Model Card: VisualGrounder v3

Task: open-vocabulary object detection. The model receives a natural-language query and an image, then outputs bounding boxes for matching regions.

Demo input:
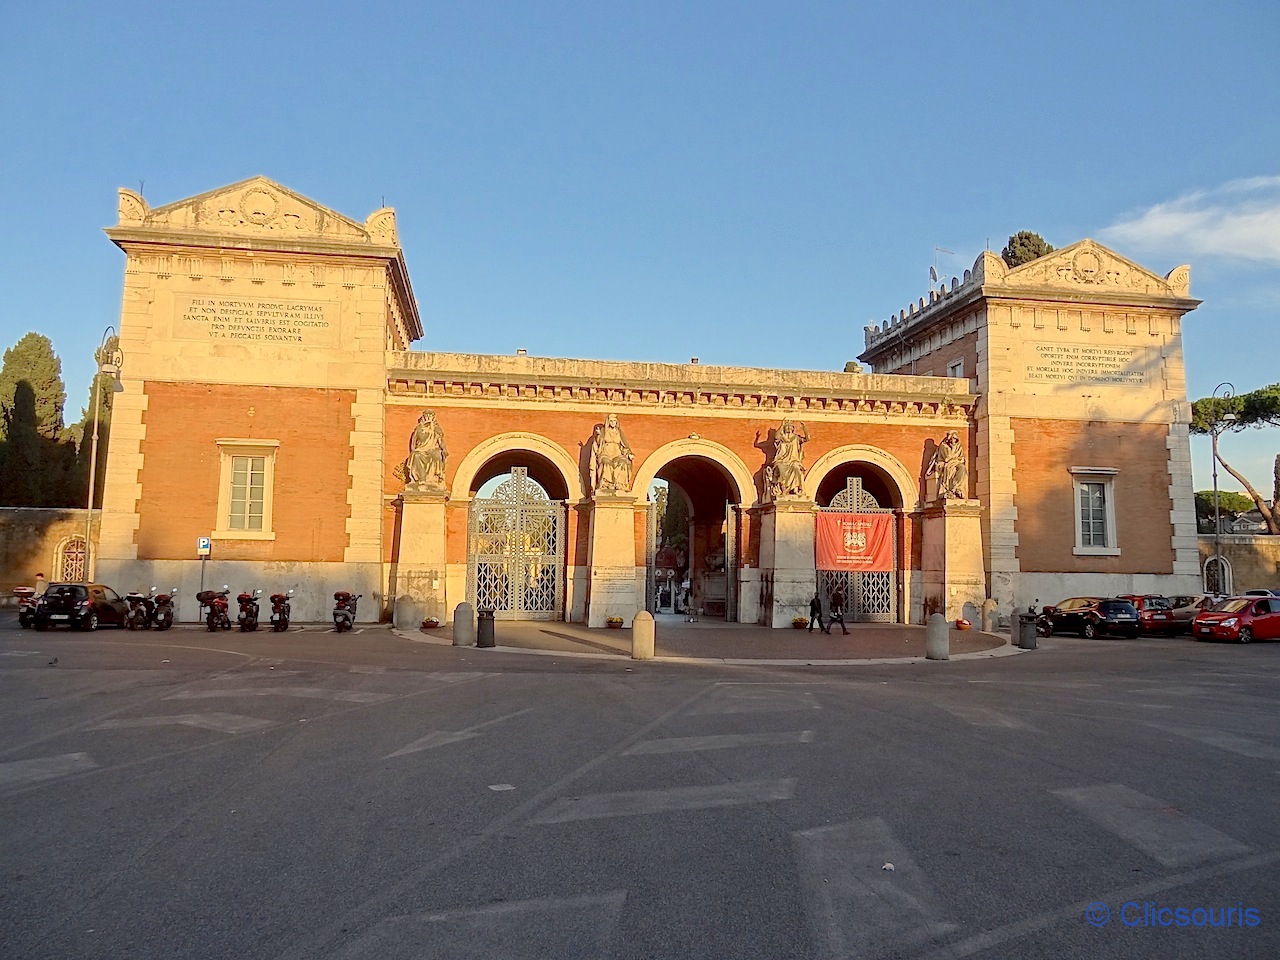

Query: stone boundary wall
[1199,534,1280,593]
[0,508,101,602]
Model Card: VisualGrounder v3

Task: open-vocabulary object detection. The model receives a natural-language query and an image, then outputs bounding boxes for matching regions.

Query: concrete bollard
[926,612,950,661]
[632,610,655,660]
[452,602,475,647]
[981,598,998,634]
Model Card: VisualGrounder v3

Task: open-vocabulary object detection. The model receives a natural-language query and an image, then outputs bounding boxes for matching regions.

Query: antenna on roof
[931,247,954,286]
[138,179,145,197]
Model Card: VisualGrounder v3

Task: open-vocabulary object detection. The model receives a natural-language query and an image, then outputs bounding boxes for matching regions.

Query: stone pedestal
[393,488,449,630]
[759,497,816,628]
[920,498,985,622]
[586,494,641,628]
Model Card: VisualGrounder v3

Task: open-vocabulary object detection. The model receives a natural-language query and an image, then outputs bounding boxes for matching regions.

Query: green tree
[0,332,67,442]
[1001,231,1055,268]
[68,335,121,509]
[1190,383,1280,534]
[1194,490,1256,531]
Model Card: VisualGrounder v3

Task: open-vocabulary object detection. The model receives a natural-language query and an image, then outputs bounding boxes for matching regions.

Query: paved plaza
[2,613,1278,959]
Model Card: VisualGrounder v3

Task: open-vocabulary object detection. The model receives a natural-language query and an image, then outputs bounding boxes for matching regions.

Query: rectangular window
[1070,467,1120,557]
[947,359,964,378]
[214,439,279,541]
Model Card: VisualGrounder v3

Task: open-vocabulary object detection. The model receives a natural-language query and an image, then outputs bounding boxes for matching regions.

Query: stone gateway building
[95,178,1202,627]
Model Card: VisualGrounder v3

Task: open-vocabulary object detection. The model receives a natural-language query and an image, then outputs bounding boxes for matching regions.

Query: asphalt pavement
[2,613,1278,960]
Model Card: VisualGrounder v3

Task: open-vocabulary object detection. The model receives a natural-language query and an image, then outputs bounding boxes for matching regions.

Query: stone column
[759,497,816,628]
[920,498,985,622]
[393,488,449,629]
[586,494,641,627]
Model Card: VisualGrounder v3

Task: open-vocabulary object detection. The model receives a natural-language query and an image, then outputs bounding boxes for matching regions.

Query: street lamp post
[86,328,123,582]
[1210,381,1237,595]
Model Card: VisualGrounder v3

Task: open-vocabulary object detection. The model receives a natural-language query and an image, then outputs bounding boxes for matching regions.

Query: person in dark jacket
[808,593,827,633]
[829,585,850,635]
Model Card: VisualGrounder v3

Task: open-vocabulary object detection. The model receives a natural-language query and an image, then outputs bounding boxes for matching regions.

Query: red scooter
[269,589,293,632]
[15,587,36,629]
[333,591,361,632]
[237,589,262,632]
[197,586,232,631]
[151,587,177,631]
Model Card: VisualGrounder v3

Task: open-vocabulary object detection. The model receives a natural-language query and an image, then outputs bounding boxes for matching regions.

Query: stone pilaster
[586,494,641,627]
[920,498,985,621]
[392,488,449,629]
[759,497,816,628]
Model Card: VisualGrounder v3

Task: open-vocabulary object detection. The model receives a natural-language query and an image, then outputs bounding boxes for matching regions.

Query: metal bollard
[631,611,655,660]
[926,612,950,660]
[476,608,495,648]
[453,602,475,646]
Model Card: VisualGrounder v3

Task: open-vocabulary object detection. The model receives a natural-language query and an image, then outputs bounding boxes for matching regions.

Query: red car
[1191,596,1280,643]
[1117,595,1179,636]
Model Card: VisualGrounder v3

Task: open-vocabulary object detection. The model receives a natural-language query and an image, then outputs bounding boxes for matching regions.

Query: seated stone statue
[405,409,447,489]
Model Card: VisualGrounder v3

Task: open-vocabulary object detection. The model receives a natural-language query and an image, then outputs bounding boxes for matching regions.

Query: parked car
[1241,589,1280,597]
[31,583,128,631]
[1191,595,1280,643]
[1039,597,1141,638]
[1166,594,1218,633]
[1117,594,1178,636]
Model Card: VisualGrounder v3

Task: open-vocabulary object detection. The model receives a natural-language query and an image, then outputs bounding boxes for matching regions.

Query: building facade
[94,178,1201,626]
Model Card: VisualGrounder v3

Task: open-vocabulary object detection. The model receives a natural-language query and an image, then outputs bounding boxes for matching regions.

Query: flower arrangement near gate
[606,616,624,628]
[421,616,441,629]
[791,616,809,629]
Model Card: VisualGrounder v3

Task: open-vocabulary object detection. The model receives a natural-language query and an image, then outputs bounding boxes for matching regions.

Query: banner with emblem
[815,513,894,572]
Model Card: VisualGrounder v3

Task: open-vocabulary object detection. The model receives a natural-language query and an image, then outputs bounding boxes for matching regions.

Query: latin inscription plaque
[173,293,339,346]
[1024,343,1146,386]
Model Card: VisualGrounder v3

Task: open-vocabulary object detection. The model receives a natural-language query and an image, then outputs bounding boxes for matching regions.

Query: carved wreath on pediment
[240,188,279,226]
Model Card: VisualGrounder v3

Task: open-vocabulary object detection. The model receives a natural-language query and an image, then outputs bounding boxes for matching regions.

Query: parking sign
[197,537,211,556]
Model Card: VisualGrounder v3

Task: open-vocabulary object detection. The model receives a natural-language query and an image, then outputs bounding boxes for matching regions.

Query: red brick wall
[886,331,978,380]
[138,383,354,561]
[1011,418,1173,574]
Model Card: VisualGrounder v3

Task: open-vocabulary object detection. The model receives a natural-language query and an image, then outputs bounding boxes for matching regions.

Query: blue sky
[2,1,1277,495]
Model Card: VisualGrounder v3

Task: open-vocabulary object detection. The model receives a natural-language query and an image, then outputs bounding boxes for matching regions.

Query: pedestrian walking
[829,585,849,635]
[808,592,826,633]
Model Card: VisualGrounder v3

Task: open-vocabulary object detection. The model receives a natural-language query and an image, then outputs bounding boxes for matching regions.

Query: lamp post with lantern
[85,328,123,583]
[1209,381,1237,595]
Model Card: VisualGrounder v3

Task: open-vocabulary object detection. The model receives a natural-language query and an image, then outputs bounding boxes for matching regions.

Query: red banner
[816,513,894,572]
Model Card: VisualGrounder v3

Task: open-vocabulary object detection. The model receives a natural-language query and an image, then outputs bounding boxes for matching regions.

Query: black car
[32,583,128,631]
[1040,597,1140,638]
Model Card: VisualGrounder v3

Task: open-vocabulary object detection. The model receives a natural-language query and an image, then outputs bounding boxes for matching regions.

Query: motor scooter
[125,587,157,630]
[269,589,294,632]
[237,589,262,632]
[197,586,232,631]
[333,591,361,632]
[15,586,36,629]
[151,587,178,631]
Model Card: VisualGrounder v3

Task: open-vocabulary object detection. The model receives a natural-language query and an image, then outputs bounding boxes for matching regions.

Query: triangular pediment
[115,176,398,246]
[978,239,1190,297]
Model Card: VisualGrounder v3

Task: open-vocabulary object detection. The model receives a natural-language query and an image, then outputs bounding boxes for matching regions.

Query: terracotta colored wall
[138,383,354,561]
[887,331,978,380]
[1011,418,1173,574]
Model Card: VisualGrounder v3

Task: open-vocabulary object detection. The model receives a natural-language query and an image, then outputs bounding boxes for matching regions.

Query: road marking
[1051,783,1250,867]
[1150,725,1280,761]
[488,783,515,791]
[0,650,42,657]
[623,730,816,755]
[0,752,98,788]
[329,891,626,960]
[165,687,393,704]
[95,713,275,734]
[793,818,957,960]
[386,708,533,758]
[934,703,1039,731]
[348,665,385,674]
[425,671,493,683]
[530,778,796,824]
[690,685,820,714]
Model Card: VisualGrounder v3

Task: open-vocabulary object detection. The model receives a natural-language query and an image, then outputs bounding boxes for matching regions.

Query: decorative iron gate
[817,477,898,622]
[467,468,566,620]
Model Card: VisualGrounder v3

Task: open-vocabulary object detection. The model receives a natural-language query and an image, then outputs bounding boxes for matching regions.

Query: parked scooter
[269,589,294,632]
[151,587,178,631]
[333,591,361,632]
[1027,600,1053,637]
[197,586,232,632]
[15,587,37,629]
[237,589,262,632]
[125,587,157,630]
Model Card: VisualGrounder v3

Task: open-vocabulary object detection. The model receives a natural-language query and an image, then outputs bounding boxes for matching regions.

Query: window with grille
[229,456,266,530]
[214,440,278,540]
[1070,468,1120,557]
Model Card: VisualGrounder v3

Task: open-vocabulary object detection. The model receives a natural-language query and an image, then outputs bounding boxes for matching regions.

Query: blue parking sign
[197,537,211,556]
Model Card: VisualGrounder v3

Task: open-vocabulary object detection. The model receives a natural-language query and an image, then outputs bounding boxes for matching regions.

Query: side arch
[804,445,919,509]
[632,438,758,506]
[449,432,584,502]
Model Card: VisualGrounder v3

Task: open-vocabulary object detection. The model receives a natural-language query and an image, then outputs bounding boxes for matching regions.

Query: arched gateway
[94,178,1204,632]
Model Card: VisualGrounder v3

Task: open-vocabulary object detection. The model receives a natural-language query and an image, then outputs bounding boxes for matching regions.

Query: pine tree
[0,332,67,442]
[1001,231,1055,268]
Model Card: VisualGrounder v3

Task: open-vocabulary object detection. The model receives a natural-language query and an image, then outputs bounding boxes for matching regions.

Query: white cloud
[1100,176,1280,265]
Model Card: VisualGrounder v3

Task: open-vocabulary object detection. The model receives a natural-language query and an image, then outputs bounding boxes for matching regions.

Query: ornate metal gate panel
[817,478,898,623]
[724,503,738,623]
[467,468,566,620]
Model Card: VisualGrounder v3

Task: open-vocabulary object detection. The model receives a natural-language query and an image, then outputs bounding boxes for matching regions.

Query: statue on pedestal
[765,419,809,499]
[589,413,634,494]
[927,430,967,500]
[405,409,447,490]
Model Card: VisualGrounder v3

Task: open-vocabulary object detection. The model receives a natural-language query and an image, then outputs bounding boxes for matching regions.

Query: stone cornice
[386,351,976,419]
